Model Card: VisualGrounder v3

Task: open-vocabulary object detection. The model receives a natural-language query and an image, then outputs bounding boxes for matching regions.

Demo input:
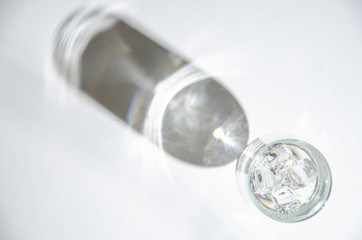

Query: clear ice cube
[272,187,297,206]
[275,168,292,188]
[264,144,295,172]
[288,158,317,187]
[272,187,301,214]
[252,164,276,194]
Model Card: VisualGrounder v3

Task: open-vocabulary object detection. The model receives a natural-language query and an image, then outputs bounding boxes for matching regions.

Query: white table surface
[1,0,362,239]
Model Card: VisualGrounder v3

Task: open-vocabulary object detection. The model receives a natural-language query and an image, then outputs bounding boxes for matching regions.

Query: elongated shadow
[52,6,249,166]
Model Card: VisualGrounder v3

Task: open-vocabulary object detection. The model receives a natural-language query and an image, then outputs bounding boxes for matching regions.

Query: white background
[1,0,362,239]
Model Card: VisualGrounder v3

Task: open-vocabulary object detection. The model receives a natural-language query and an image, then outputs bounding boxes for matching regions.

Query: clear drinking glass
[236,134,332,222]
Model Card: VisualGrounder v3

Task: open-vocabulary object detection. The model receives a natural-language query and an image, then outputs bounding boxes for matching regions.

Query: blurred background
[1,0,362,239]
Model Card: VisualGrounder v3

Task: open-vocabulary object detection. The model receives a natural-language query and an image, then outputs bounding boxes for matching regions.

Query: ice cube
[272,187,301,214]
[252,165,276,194]
[288,158,317,187]
[263,144,295,172]
[254,192,276,210]
[303,158,318,178]
[275,169,292,188]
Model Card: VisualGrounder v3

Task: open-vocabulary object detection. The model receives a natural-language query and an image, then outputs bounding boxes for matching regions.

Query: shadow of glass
[52,6,249,167]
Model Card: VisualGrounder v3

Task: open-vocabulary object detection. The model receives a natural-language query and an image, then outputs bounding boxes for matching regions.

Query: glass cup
[236,134,332,222]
